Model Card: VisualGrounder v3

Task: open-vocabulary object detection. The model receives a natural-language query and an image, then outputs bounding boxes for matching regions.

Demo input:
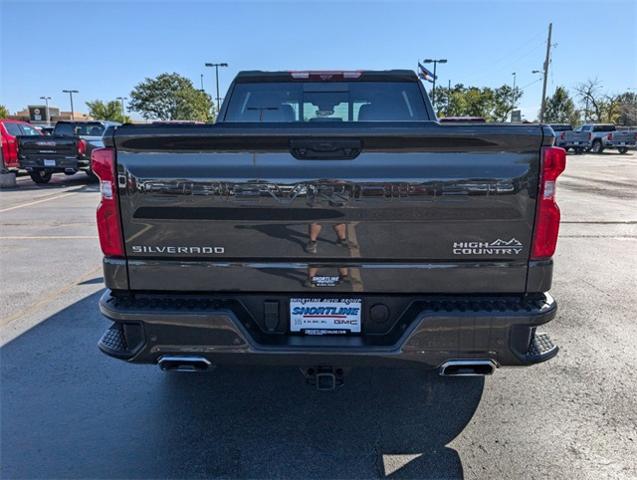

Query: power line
[519,78,543,91]
[468,33,546,84]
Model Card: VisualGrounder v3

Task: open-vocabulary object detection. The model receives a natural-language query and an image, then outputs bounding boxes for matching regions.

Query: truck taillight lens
[560,132,565,140]
[91,147,124,257]
[77,138,87,157]
[531,147,566,260]
[588,132,592,140]
[607,133,613,140]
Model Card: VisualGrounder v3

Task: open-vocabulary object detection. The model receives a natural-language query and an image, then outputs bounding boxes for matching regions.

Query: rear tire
[29,170,52,184]
[618,147,628,154]
[590,140,603,154]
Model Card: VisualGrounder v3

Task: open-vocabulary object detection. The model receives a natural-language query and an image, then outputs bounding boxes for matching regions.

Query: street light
[62,90,79,120]
[423,58,447,106]
[116,97,127,117]
[205,62,229,113]
[40,96,52,125]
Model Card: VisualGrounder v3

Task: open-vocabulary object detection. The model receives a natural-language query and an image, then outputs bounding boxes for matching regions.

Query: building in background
[10,106,93,125]
[510,110,522,123]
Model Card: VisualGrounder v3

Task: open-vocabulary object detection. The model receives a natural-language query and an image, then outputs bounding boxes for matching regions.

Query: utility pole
[116,97,127,117]
[539,23,553,123]
[511,72,517,110]
[200,74,205,92]
[423,58,447,107]
[62,89,78,120]
[447,79,451,115]
[205,62,228,112]
[40,96,52,124]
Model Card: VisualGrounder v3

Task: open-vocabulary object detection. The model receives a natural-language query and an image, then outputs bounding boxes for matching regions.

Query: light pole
[205,62,228,112]
[423,58,447,107]
[200,74,205,92]
[62,89,79,120]
[40,96,52,124]
[116,97,127,117]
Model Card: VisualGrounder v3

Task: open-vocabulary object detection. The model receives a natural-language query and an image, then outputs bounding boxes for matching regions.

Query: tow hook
[301,366,345,391]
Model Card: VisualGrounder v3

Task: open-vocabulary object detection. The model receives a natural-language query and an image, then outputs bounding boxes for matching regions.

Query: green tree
[0,105,9,118]
[614,91,637,126]
[544,86,580,125]
[493,85,522,122]
[129,73,214,121]
[86,100,130,123]
[432,84,521,121]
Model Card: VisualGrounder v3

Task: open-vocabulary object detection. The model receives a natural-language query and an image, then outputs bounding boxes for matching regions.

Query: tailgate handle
[290,139,362,160]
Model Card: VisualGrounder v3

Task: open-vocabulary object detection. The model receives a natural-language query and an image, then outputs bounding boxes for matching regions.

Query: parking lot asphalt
[1,152,636,479]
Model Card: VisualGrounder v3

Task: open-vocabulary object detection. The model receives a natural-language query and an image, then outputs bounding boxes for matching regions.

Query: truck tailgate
[18,136,77,158]
[113,123,549,293]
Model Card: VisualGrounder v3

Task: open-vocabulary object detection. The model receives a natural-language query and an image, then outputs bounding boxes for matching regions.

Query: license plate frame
[43,159,56,167]
[290,298,362,335]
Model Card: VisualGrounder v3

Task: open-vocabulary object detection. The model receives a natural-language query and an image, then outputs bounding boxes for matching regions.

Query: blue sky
[1,0,636,120]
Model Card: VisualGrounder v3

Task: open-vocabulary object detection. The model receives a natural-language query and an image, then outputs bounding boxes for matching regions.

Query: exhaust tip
[158,355,211,372]
[439,359,496,377]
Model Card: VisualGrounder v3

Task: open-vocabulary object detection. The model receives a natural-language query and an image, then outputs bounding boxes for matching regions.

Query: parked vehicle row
[551,123,636,154]
[17,120,120,183]
[1,118,121,183]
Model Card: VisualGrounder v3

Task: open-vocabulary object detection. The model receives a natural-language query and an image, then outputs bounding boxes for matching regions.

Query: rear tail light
[560,132,565,140]
[588,132,592,140]
[91,147,124,257]
[607,133,613,140]
[77,138,87,157]
[531,147,566,260]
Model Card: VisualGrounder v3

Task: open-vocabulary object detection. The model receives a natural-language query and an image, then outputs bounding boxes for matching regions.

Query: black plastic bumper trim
[98,290,558,367]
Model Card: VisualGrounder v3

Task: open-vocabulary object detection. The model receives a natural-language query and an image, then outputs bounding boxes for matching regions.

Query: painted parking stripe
[0,191,78,213]
[0,236,98,240]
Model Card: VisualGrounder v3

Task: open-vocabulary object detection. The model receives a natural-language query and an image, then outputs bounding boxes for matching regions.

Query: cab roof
[234,70,419,83]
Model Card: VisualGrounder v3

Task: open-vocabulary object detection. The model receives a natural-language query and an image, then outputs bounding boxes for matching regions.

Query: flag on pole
[418,62,436,83]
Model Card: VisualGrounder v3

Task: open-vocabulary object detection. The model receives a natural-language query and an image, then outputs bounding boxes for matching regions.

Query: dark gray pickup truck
[94,70,565,389]
[18,121,119,183]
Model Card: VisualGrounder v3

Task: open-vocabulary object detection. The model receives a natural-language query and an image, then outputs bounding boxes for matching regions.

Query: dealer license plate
[43,159,56,166]
[290,298,362,334]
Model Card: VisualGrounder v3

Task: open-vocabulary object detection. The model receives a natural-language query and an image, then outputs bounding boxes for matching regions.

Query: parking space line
[0,236,98,240]
[0,191,79,213]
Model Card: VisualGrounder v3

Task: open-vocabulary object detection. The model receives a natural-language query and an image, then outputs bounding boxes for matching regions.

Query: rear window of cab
[224,82,428,123]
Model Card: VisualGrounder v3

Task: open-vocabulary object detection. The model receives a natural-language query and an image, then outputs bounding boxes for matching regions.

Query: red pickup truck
[0,119,42,171]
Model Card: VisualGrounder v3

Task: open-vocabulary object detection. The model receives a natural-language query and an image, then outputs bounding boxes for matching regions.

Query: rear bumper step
[98,290,558,369]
